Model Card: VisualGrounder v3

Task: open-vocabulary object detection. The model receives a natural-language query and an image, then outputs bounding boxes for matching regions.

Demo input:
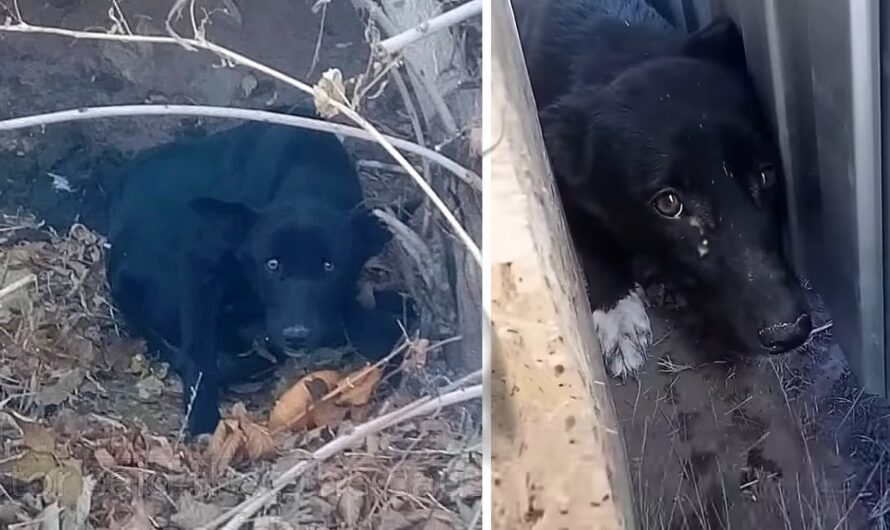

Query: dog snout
[757,313,812,352]
[282,324,311,344]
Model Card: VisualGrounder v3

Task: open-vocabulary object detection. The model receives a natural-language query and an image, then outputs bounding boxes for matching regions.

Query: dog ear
[682,17,747,72]
[351,208,391,261]
[539,95,599,187]
[188,198,259,246]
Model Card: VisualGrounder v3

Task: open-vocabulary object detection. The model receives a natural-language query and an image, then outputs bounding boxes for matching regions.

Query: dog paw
[593,291,652,378]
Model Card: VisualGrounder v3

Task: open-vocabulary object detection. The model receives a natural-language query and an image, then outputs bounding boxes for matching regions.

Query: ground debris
[0,215,480,528]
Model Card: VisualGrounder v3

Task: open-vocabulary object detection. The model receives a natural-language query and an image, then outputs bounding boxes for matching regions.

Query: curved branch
[0,105,481,191]
[0,22,481,267]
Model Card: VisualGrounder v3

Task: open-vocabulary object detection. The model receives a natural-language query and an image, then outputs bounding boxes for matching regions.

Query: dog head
[190,197,390,351]
[541,18,811,354]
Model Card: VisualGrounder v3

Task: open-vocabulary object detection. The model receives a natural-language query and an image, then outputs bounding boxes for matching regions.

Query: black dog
[106,117,404,434]
[515,0,812,377]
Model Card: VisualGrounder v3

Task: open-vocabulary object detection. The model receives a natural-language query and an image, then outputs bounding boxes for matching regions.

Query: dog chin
[593,290,652,378]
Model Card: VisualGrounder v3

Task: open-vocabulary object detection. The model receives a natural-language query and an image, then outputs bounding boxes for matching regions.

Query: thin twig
[0,274,35,302]
[205,381,481,529]
[0,104,480,191]
[376,0,482,56]
[0,21,481,267]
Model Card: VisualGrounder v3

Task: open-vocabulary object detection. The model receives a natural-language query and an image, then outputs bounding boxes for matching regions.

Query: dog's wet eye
[759,164,777,188]
[265,258,280,272]
[652,191,683,218]
[323,260,335,273]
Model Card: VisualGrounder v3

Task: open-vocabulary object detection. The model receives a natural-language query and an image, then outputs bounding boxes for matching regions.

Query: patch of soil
[612,290,869,529]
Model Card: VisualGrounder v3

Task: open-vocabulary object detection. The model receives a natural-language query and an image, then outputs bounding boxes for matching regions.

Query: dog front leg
[577,246,652,379]
[178,255,225,435]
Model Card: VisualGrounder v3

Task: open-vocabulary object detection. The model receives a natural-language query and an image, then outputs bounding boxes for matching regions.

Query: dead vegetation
[0,215,481,528]
[0,0,482,528]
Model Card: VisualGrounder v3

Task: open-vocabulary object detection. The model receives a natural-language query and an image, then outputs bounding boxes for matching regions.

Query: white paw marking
[593,291,652,378]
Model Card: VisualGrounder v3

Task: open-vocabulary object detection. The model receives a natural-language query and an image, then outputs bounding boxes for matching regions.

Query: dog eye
[323,260,335,273]
[265,258,280,272]
[652,191,683,218]
[759,164,777,188]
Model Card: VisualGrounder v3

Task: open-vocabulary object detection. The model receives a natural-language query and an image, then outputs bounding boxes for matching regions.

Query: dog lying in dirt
[514,0,812,377]
[106,115,406,434]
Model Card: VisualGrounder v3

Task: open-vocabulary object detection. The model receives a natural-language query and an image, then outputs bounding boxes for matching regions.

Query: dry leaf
[61,335,95,365]
[60,474,93,530]
[242,421,275,460]
[18,420,56,452]
[44,464,84,508]
[146,443,183,472]
[309,401,349,429]
[313,68,348,118]
[171,493,223,528]
[336,365,382,406]
[404,339,430,374]
[209,421,244,478]
[135,375,164,400]
[337,485,366,527]
[10,450,57,482]
[269,370,339,431]
[37,369,85,407]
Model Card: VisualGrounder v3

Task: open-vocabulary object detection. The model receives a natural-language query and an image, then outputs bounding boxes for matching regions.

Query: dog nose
[758,313,812,352]
[283,325,311,342]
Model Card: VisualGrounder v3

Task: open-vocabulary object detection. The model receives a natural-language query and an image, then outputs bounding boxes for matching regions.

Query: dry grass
[0,215,481,529]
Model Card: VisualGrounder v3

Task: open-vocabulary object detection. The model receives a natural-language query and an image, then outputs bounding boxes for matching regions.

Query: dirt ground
[0,1,481,529]
[611,283,890,529]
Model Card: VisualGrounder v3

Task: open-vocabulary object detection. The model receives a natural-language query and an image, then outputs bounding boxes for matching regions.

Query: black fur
[107,116,407,434]
[516,0,812,355]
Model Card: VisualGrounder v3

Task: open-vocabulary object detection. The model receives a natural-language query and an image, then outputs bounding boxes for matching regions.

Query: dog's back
[514,0,680,109]
[106,120,366,351]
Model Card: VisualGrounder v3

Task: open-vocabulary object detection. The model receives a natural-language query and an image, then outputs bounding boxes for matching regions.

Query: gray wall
[662,0,887,394]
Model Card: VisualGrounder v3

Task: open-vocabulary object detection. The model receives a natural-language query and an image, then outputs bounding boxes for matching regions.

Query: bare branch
[0,104,481,191]
[0,20,481,267]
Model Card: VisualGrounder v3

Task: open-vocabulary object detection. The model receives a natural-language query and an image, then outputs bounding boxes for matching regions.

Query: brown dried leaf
[10,450,57,482]
[146,443,183,473]
[336,365,382,406]
[309,401,349,429]
[268,370,339,431]
[209,422,244,478]
[242,420,275,461]
[404,339,430,374]
[18,421,56,452]
[44,464,83,508]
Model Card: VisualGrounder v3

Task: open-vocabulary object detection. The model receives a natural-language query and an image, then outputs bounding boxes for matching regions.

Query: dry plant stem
[0,104,480,191]
[0,274,35,302]
[207,381,482,530]
[377,0,483,56]
[352,0,459,135]
[0,23,481,268]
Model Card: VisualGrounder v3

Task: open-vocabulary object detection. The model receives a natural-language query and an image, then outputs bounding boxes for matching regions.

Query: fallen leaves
[36,369,85,407]
[268,365,383,433]
[208,403,275,479]
[170,492,223,528]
